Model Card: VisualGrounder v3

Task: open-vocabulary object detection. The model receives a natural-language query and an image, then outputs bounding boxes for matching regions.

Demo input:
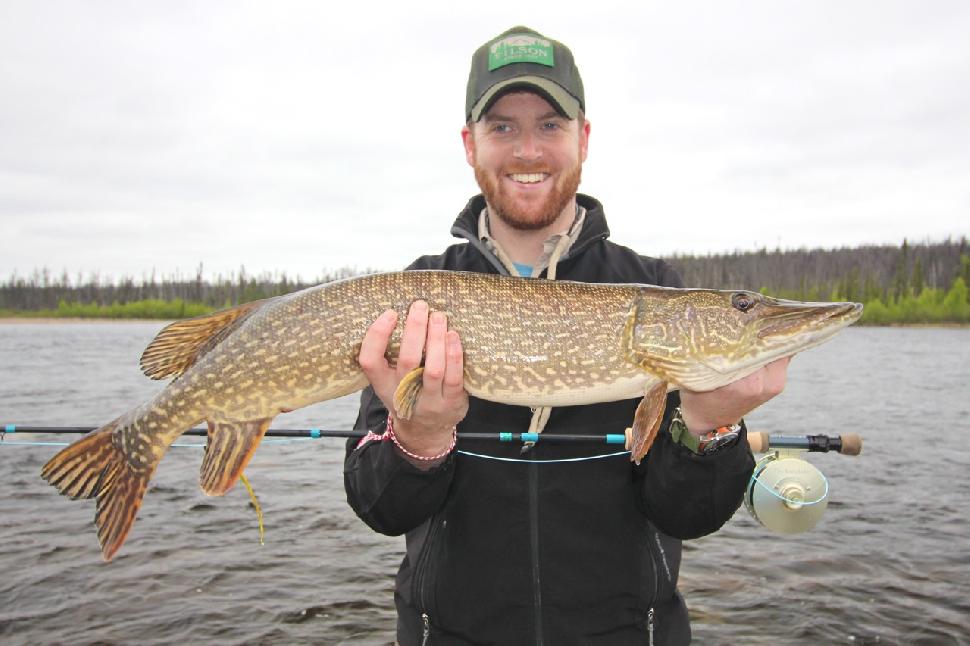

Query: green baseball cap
[466,26,585,122]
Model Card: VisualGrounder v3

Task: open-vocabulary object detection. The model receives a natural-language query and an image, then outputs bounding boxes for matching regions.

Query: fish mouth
[757,300,863,343]
[745,299,863,367]
[696,299,863,383]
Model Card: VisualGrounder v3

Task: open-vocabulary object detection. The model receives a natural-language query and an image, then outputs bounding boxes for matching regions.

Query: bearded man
[345,26,788,645]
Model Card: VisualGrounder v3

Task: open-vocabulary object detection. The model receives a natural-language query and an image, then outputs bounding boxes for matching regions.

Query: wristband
[670,407,742,455]
[387,416,457,462]
[697,422,742,454]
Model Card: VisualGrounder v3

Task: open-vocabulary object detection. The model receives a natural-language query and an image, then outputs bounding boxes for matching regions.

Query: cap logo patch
[488,34,554,71]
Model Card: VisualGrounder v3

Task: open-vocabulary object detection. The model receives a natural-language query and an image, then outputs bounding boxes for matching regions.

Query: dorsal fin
[139,299,269,380]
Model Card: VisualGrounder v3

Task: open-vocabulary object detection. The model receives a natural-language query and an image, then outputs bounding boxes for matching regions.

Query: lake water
[0,323,968,645]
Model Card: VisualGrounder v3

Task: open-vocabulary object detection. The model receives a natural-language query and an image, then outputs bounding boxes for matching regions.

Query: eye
[731,292,756,312]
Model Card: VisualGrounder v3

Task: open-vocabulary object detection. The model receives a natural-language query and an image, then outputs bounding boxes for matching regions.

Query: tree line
[665,237,969,324]
[0,265,371,313]
[2,238,968,324]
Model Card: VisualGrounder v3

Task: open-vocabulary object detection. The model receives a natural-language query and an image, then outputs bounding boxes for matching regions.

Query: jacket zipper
[645,527,660,645]
[529,460,544,645]
[421,613,431,645]
[413,515,443,642]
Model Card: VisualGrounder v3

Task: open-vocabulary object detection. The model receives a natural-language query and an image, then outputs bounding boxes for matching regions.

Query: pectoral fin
[630,382,668,465]
[393,367,424,420]
[141,299,270,380]
[201,418,272,495]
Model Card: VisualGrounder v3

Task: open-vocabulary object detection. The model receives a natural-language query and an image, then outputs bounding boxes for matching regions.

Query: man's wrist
[669,407,742,455]
[387,416,457,463]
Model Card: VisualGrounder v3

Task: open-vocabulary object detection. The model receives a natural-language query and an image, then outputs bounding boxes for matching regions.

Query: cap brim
[470,76,581,121]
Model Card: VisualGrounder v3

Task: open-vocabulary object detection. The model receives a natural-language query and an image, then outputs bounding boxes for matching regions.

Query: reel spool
[744,432,861,534]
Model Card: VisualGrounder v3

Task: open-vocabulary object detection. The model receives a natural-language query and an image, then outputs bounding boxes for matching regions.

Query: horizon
[5,235,966,287]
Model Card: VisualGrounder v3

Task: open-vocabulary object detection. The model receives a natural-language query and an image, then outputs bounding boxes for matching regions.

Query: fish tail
[41,421,150,561]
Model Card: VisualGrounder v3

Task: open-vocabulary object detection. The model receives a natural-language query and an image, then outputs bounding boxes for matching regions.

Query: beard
[474,159,582,232]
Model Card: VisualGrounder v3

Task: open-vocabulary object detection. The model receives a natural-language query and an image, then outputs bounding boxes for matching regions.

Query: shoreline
[1,317,967,328]
[0,317,172,324]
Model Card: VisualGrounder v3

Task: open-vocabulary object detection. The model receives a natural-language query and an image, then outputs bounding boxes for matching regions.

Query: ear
[579,118,591,162]
[461,124,475,167]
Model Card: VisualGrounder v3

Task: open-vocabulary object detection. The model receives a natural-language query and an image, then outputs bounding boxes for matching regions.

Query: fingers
[358,301,467,424]
[398,301,429,373]
[679,356,793,433]
[442,330,465,398]
[760,356,790,398]
[358,309,399,400]
[415,311,466,413]
[422,311,448,386]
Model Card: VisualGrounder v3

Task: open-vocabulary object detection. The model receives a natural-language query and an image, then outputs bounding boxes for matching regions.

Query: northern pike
[41,270,863,560]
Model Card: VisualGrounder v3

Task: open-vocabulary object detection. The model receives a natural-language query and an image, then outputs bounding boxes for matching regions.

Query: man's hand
[679,357,791,436]
[357,300,468,464]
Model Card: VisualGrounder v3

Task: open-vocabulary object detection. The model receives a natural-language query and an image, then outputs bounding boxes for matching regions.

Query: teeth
[509,173,547,184]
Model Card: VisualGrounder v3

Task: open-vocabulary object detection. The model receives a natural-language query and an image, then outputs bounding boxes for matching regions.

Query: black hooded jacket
[344,194,755,645]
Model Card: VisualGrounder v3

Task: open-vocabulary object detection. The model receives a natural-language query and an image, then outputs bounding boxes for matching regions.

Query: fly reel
[744,433,862,534]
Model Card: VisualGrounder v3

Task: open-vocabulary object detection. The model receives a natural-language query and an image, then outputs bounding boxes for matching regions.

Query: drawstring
[520,231,572,451]
[483,207,578,452]
[544,233,571,281]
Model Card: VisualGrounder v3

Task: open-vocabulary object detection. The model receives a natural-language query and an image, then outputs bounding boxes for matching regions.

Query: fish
[40,270,863,560]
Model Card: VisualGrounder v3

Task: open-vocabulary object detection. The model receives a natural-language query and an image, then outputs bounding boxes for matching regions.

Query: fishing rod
[4,423,863,536]
[1,424,630,446]
[2,424,865,453]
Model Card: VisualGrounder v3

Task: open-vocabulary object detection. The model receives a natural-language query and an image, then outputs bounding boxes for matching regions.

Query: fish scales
[116,272,644,471]
[40,269,862,560]
[183,271,648,411]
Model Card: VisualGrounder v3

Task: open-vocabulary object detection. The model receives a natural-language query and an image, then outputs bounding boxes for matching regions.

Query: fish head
[633,287,863,391]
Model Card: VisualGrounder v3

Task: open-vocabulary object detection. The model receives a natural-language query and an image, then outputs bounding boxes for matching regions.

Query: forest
[2,238,967,325]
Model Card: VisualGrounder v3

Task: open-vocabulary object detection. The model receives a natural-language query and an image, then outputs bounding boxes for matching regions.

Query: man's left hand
[679,356,791,436]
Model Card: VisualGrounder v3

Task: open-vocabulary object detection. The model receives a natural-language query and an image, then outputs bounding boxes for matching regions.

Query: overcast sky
[2,1,968,283]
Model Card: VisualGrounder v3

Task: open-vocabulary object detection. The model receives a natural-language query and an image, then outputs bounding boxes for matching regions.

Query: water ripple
[2,324,969,643]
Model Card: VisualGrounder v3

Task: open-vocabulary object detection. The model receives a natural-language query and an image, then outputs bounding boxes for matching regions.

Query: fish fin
[140,299,270,380]
[393,367,424,420]
[200,418,272,496]
[630,381,668,465]
[41,422,151,561]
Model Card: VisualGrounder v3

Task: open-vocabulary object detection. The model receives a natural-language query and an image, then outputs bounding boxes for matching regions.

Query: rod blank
[1,424,627,445]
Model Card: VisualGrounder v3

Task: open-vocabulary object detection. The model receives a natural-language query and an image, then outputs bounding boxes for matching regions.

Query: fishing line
[238,472,265,546]
[0,440,72,447]
[456,449,630,463]
[749,467,830,506]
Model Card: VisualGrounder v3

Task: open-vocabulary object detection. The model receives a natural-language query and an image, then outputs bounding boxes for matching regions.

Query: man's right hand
[357,300,468,466]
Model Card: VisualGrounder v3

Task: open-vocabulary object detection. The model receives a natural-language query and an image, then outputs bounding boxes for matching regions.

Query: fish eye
[731,292,757,313]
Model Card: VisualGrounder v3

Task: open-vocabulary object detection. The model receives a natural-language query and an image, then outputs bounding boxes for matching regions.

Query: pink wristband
[386,416,457,462]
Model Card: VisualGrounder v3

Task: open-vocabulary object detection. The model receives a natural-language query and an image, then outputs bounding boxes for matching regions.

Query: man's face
[462,91,590,231]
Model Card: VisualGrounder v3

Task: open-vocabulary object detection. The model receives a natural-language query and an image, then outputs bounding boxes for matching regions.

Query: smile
[508,173,549,184]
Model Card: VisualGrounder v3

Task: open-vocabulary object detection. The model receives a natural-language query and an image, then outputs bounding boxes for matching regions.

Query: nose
[513,130,542,160]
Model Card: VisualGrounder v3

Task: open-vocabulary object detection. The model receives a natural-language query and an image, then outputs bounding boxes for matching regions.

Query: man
[345,26,788,645]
